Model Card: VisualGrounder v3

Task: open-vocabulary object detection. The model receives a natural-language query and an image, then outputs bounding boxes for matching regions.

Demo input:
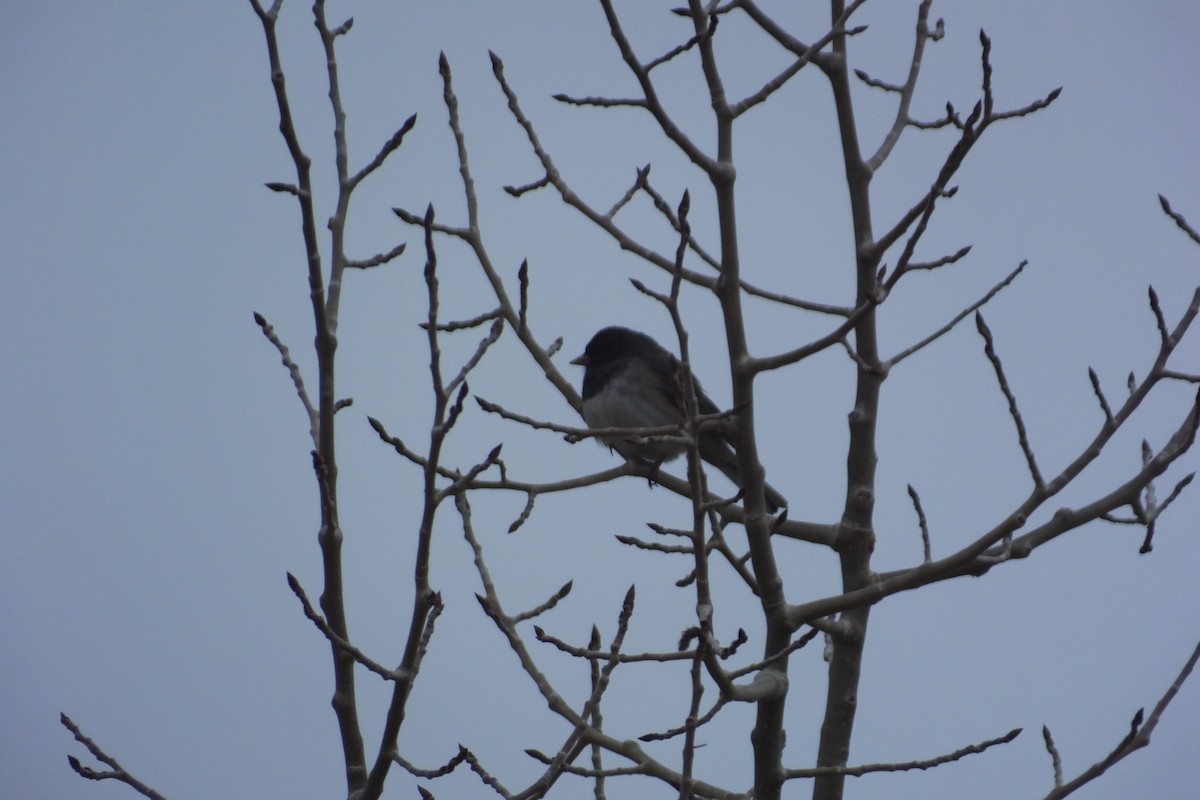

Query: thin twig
[1158,194,1200,245]
[1042,726,1063,788]
[756,298,879,372]
[1040,641,1200,800]
[907,484,932,563]
[976,313,1045,489]
[865,0,938,171]
[732,2,871,118]
[288,573,409,681]
[421,309,502,332]
[888,260,1026,366]
[347,241,407,270]
[784,727,1022,779]
[349,113,418,190]
[535,627,695,663]
[61,714,169,800]
[728,627,822,679]
[907,244,973,272]
[253,311,318,445]
[1087,368,1115,427]
[595,0,715,171]
[553,93,646,109]
[513,581,574,624]
[1148,286,1171,346]
[396,746,513,798]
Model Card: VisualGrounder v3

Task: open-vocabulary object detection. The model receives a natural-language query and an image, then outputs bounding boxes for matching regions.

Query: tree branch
[785,726,1021,779]
[976,312,1045,490]
[1040,641,1200,800]
[62,714,168,800]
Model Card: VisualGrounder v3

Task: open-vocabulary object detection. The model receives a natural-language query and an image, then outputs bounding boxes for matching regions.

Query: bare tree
[65,2,1198,800]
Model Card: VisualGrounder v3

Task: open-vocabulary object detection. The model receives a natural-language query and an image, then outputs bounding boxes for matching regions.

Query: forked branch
[62,715,167,800]
[1040,641,1200,800]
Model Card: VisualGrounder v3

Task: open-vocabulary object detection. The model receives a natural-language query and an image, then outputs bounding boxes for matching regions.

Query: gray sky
[2,2,1198,799]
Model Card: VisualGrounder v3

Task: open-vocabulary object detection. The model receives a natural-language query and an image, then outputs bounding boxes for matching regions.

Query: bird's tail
[700,438,787,513]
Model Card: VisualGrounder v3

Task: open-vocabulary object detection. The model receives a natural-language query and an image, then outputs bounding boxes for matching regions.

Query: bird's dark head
[570,326,666,368]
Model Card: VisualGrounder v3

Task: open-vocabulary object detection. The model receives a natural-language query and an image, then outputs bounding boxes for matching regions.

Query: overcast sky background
[2,2,1198,799]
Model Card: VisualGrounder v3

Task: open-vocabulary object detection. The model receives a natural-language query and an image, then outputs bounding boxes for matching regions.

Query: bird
[570,326,787,512]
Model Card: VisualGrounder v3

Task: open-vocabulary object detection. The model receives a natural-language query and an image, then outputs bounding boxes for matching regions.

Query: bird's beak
[569,353,588,366]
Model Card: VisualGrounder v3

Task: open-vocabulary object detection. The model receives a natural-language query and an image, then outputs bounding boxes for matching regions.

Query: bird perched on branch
[570,326,787,512]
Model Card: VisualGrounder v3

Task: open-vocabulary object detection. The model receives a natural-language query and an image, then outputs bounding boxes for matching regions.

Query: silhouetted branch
[1040,641,1200,800]
[907,484,932,563]
[513,581,574,624]
[732,0,870,117]
[253,311,318,444]
[288,573,411,681]
[1042,726,1064,788]
[1087,367,1115,426]
[784,726,1021,779]
[1148,286,1171,345]
[396,746,513,798]
[535,626,695,663]
[1158,194,1200,245]
[61,714,168,800]
[976,312,1045,489]
[249,1,369,786]
[864,0,941,171]
[347,241,407,270]
[887,259,1026,366]
[349,113,418,190]
[907,244,972,272]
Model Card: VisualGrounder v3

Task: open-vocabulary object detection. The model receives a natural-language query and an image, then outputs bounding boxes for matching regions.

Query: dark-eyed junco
[570,326,786,512]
